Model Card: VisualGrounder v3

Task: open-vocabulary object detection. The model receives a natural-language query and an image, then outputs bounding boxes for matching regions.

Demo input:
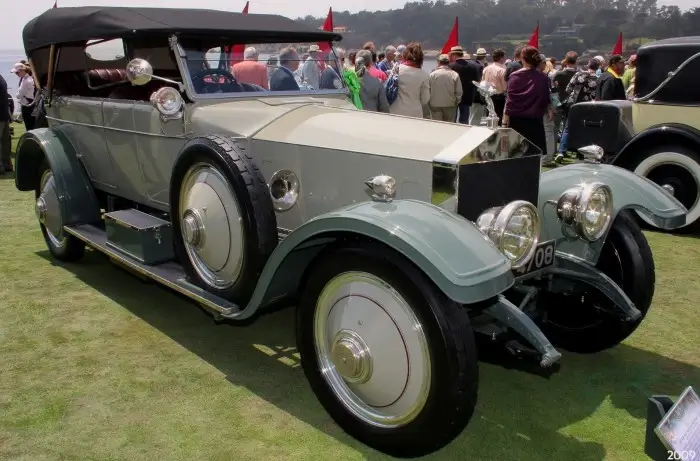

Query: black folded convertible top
[23,6,342,52]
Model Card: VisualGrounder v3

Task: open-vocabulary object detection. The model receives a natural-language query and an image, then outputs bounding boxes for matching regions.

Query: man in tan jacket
[429,54,463,122]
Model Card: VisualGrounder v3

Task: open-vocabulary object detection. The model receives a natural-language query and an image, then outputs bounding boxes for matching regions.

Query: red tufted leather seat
[87,69,128,87]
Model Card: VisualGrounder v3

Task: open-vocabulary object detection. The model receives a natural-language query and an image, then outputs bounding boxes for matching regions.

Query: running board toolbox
[103,208,174,265]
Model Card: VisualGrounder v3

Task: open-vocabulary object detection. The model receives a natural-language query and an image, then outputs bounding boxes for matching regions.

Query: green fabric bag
[343,69,363,110]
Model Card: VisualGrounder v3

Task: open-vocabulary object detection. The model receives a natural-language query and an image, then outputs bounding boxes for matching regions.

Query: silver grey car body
[15,6,689,459]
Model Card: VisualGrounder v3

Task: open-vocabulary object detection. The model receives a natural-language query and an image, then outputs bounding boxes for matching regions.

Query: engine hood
[191,97,505,164]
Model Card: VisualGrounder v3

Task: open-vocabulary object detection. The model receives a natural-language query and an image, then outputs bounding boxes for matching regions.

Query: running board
[63,224,241,317]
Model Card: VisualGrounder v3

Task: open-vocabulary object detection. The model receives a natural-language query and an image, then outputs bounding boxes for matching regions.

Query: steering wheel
[191,68,238,93]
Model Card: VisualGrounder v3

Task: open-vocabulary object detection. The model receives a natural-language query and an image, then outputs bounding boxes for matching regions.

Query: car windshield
[179,40,347,96]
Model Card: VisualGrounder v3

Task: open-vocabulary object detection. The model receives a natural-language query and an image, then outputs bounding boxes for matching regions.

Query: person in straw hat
[469,47,488,125]
[429,54,463,122]
[301,44,323,89]
[448,45,480,124]
[10,61,36,131]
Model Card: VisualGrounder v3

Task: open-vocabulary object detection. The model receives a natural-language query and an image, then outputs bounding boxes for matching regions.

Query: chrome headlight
[556,182,613,242]
[476,200,540,269]
[150,87,183,117]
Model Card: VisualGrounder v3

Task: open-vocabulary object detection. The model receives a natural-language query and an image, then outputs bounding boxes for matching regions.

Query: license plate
[514,240,556,277]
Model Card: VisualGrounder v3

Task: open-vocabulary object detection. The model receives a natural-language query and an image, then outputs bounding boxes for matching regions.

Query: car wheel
[171,136,277,303]
[631,145,700,233]
[297,243,478,457]
[537,211,654,353]
[34,161,85,262]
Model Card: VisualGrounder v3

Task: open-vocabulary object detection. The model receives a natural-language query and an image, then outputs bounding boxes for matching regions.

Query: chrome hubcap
[178,163,245,291]
[35,197,47,224]
[182,209,204,247]
[38,170,67,249]
[314,272,431,428]
[331,330,372,384]
[661,184,675,196]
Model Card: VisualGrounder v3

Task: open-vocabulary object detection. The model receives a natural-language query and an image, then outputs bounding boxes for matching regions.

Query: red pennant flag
[318,8,333,52]
[53,0,57,7]
[228,2,249,64]
[317,8,334,71]
[528,22,539,49]
[441,17,459,55]
[612,32,623,55]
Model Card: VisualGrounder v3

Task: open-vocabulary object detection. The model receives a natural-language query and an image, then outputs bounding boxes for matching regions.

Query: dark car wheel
[537,211,654,353]
[35,161,85,262]
[631,144,700,233]
[297,242,478,458]
[170,136,277,304]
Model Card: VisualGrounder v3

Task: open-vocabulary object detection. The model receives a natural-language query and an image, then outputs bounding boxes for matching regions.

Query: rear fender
[538,163,686,264]
[611,123,700,168]
[239,199,514,319]
[14,127,101,225]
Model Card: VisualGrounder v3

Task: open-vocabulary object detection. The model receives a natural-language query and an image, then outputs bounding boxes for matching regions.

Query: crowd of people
[0,40,639,174]
[292,40,638,165]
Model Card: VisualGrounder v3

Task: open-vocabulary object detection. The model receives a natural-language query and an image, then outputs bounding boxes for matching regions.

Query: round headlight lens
[477,200,540,269]
[579,184,613,241]
[150,87,183,116]
[501,205,538,263]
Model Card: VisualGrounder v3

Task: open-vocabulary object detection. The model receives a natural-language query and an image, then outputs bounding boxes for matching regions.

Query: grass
[2,123,700,461]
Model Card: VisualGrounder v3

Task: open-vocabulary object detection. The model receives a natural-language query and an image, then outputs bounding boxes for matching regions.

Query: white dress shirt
[17,75,36,107]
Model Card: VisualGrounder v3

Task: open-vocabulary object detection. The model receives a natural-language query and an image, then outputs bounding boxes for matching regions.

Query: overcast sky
[1,0,697,50]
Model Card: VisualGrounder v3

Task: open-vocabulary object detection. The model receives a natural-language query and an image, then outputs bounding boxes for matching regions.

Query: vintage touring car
[16,6,688,458]
[567,36,700,233]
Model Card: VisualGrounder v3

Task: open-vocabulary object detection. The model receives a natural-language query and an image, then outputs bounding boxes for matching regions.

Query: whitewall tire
[632,146,700,232]
[35,161,85,262]
[296,243,478,458]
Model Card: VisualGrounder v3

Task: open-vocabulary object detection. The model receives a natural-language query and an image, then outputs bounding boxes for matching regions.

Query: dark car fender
[14,127,101,226]
[611,122,700,168]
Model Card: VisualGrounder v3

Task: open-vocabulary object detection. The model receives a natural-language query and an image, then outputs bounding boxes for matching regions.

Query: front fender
[242,199,514,317]
[539,163,686,263]
[14,127,101,226]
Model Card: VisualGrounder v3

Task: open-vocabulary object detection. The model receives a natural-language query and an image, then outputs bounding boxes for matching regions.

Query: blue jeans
[559,118,569,154]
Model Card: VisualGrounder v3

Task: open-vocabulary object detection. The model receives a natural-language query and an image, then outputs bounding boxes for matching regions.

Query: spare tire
[170,135,277,304]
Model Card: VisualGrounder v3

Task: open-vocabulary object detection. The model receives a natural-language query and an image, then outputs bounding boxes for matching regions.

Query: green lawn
[1,123,699,460]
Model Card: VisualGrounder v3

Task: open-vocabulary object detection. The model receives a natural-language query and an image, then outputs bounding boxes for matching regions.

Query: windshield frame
[170,35,348,101]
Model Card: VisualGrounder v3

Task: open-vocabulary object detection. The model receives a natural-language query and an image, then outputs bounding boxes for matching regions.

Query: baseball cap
[10,62,26,73]
[594,55,605,63]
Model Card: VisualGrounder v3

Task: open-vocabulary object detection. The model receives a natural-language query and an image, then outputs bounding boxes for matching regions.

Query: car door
[49,95,115,189]
[132,100,187,208]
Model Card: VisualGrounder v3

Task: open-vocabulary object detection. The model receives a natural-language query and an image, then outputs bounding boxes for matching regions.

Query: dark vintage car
[13,6,688,458]
[567,36,700,232]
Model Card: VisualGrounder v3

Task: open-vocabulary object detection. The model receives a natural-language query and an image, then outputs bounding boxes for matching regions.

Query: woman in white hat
[11,62,36,131]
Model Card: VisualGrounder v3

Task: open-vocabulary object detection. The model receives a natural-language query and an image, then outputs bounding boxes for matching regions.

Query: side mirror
[126,58,153,86]
[577,144,605,161]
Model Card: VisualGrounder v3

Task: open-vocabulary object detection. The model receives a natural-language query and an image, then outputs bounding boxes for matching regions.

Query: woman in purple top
[502,46,553,157]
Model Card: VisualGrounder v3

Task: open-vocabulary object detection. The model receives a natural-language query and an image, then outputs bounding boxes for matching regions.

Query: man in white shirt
[11,62,36,131]
[301,45,322,90]
[481,48,507,125]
